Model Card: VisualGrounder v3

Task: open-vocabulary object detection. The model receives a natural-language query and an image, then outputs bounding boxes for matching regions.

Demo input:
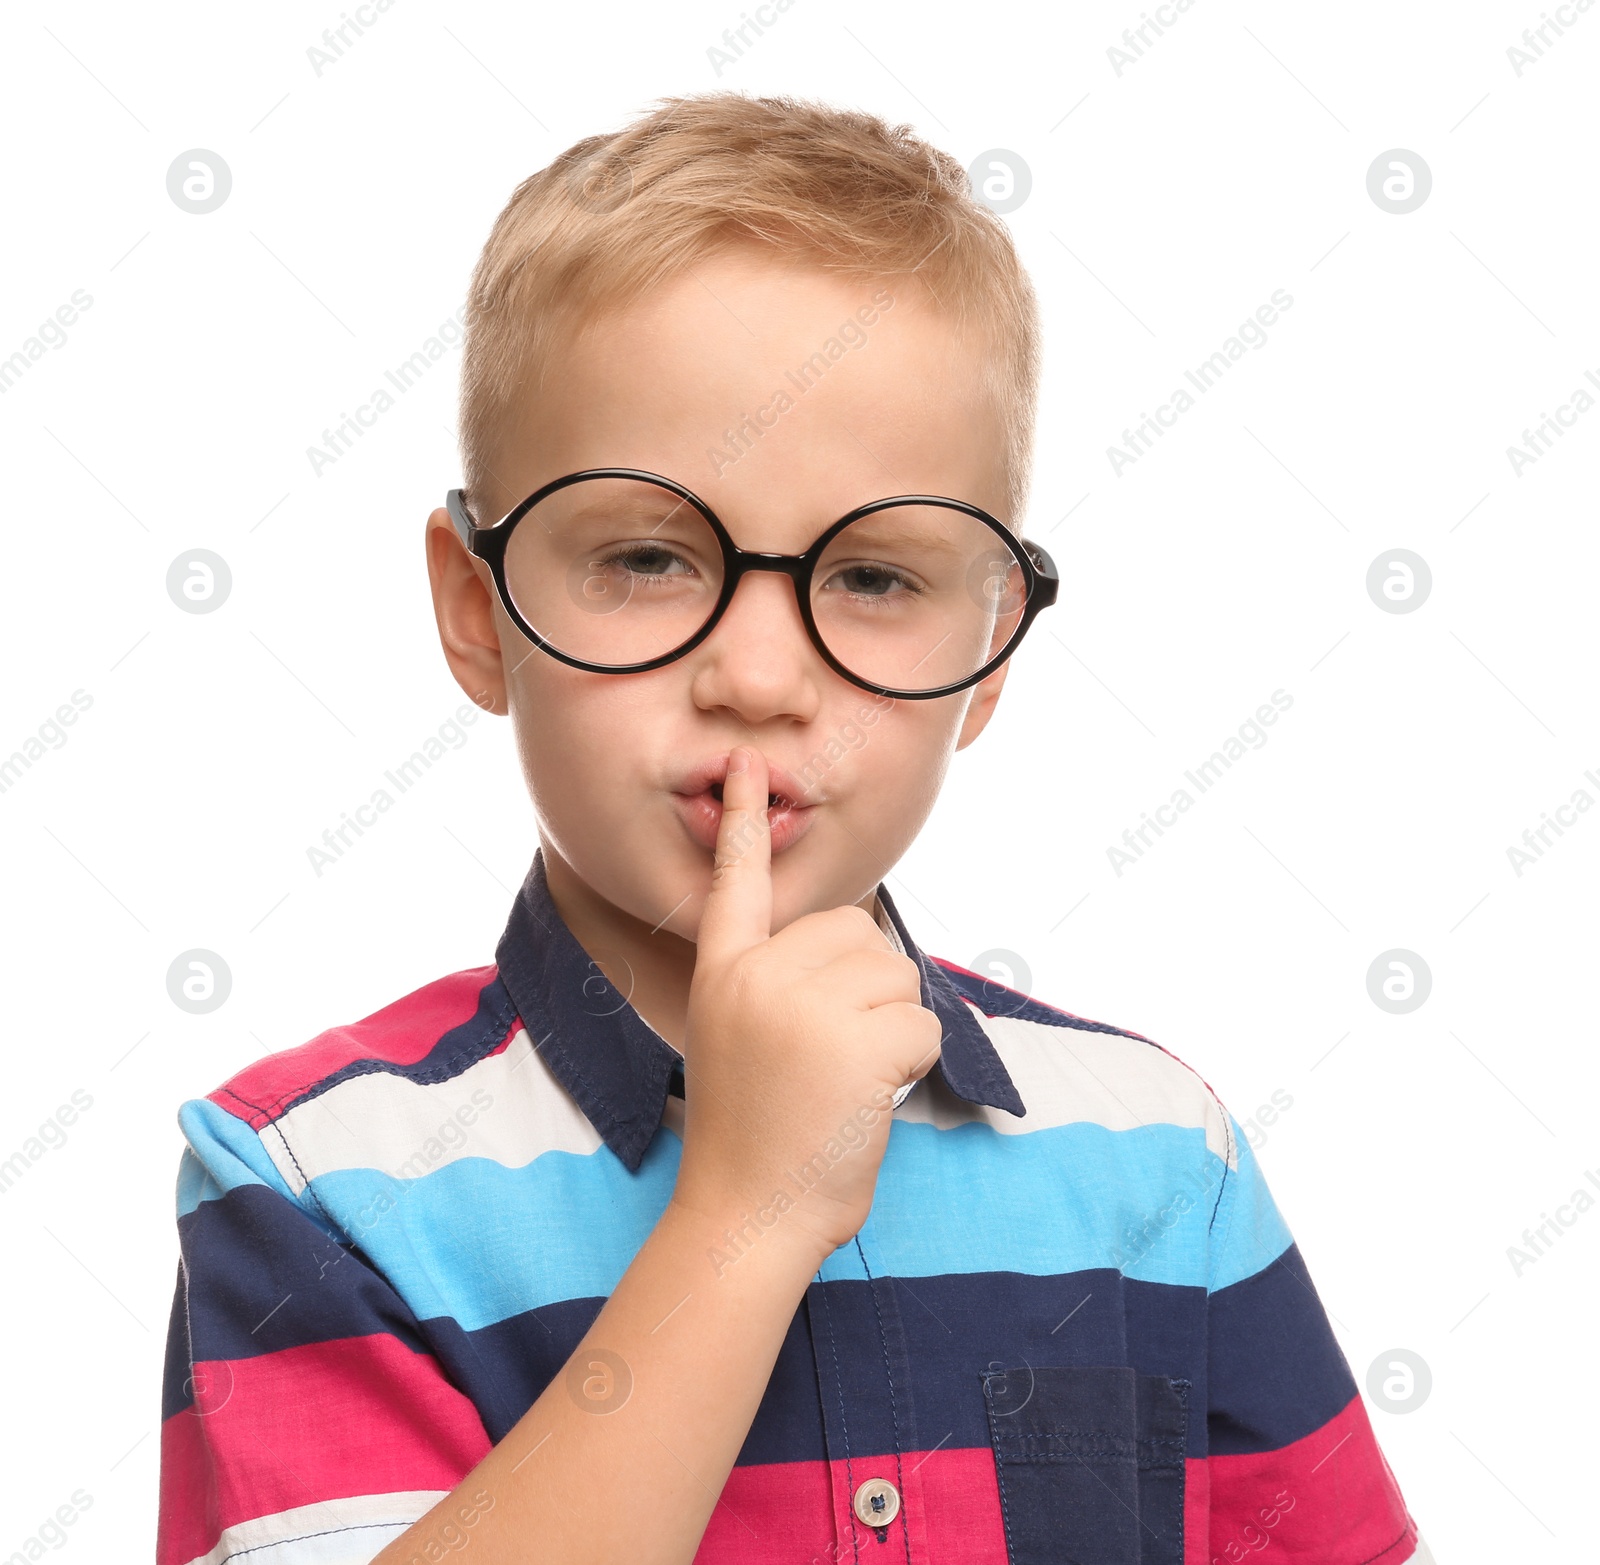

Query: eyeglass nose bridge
[724,549,813,583]
[696,548,821,648]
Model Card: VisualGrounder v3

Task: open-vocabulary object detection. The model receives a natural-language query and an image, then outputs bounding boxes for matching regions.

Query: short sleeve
[157,1096,492,1564]
[1202,1107,1423,1563]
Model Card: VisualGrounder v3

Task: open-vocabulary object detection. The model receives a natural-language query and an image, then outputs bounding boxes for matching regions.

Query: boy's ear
[425,507,508,718]
[955,660,1011,751]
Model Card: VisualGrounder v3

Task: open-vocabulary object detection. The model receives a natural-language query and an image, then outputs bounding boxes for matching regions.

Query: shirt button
[852,1476,901,1528]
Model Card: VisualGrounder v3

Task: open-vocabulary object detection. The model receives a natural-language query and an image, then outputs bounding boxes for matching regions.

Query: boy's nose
[688,570,824,713]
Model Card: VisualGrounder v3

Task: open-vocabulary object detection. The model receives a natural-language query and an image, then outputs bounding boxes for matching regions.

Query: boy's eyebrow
[825,515,979,559]
[549,490,995,558]
[552,493,701,531]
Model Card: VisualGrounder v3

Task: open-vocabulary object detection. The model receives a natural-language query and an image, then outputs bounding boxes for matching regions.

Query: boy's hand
[672,744,944,1267]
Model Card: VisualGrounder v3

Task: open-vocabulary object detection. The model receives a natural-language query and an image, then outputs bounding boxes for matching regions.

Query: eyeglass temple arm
[1021,537,1060,607]
[446,489,477,551]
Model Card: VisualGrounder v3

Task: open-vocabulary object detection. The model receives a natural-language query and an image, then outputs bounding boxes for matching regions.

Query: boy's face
[428,245,1017,942]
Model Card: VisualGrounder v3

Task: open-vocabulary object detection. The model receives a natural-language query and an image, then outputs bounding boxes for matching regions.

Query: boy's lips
[670,755,821,855]
[671,755,820,809]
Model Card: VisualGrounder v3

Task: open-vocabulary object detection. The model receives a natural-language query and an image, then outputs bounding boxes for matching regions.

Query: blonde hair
[459,90,1041,525]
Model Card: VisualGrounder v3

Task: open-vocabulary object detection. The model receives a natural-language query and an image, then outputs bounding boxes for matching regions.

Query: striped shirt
[158,848,1426,1564]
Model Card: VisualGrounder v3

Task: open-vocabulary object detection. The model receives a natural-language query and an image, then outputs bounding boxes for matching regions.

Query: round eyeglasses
[446,468,1059,700]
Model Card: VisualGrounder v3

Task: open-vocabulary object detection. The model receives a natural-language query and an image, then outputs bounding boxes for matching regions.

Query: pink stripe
[157,1334,490,1564]
[694,1445,1008,1563]
[1207,1394,1418,1562]
[930,956,1143,1031]
[210,967,506,1128]
[1185,1455,1212,1565]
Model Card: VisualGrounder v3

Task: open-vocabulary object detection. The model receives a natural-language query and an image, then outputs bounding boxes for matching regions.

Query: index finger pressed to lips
[696,744,773,962]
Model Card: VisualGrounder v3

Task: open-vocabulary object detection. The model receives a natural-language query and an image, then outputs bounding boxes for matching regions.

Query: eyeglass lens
[501,475,1029,692]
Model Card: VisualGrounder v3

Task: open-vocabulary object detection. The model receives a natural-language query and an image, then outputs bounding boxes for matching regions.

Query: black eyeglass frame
[446,467,1060,700]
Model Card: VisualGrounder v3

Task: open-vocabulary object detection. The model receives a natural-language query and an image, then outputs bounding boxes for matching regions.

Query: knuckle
[843,904,881,938]
[871,950,922,996]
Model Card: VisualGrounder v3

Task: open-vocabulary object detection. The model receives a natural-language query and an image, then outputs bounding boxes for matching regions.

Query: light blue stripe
[854,1119,1286,1291]
[176,1147,224,1214]
[176,1098,299,1217]
[1206,1114,1296,1293]
[296,1116,1292,1332]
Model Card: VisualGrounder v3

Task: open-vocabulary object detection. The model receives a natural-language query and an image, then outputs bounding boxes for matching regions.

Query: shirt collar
[493,847,1025,1174]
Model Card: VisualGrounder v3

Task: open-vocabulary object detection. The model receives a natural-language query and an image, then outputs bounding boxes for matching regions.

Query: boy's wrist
[662,1190,830,1285]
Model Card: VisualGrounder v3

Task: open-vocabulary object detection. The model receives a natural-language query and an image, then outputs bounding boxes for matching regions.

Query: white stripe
[898,1003,1237,1168]
[875,895,905,954]
[253,950,1232,1191]
[181,1490,446,1565]
[258,1027,602,1194]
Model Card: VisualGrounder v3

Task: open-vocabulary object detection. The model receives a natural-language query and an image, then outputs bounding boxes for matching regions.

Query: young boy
[157,93,1429,1565]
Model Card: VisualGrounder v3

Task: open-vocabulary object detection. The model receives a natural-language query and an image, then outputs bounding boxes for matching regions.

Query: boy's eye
[819,561,921,600]
[596,542,697,577]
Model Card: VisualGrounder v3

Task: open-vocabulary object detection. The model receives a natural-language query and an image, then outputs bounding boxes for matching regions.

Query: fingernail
[728,747,749,776]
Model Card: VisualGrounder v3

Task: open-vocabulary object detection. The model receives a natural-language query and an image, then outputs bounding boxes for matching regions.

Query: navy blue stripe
[423,1262,1350,1462]
[1206,1241,1359,1455]
[419,1270,1200,1458]
[419,1270,1236,1462]
[167,1183,435,1420]
[161,1258,192,1421]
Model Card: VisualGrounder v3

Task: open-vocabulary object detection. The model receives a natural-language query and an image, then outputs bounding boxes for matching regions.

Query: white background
[1,0,1595,1558]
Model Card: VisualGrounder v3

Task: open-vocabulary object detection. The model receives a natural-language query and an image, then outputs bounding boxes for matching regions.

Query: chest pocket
[982,1363,1188,1565]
